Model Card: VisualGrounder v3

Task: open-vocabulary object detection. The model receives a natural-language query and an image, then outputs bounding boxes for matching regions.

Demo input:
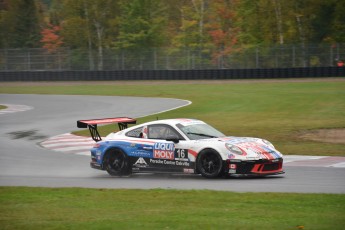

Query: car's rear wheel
[196,149,223,178]
[103,149,131,176]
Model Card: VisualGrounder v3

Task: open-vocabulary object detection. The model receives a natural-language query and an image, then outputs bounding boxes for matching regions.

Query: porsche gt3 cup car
[77,117,284,178]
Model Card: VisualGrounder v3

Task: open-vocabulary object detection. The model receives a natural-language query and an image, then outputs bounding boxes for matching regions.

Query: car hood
[216,137,283,160]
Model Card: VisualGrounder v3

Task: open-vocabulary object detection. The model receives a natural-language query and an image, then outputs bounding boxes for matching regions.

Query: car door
[147,124,195,173]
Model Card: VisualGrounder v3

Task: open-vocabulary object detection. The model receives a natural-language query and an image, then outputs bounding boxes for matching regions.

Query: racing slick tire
[103,148,131,176]
[196,149,223,178]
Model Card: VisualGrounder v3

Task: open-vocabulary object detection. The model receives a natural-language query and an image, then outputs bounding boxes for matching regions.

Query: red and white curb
[40,133,345,168]
[40,133,95,156]
[0,104,33,115]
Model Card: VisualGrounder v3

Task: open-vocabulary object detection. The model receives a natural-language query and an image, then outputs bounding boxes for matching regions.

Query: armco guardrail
[0,67,344,81]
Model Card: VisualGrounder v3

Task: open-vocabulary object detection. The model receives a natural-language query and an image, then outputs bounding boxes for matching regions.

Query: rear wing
[77,117,136,142]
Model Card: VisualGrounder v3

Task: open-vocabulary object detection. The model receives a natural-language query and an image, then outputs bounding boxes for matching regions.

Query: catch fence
[1,44,344,71]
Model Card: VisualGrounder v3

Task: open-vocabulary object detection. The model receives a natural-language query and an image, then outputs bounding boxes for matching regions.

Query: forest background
[1,0,345,70]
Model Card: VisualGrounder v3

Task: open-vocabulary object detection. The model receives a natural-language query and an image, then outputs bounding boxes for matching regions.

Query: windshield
[176,122,225,140]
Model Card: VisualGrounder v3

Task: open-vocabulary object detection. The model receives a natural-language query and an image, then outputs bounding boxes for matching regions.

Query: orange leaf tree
[207,0,240,65]
[41,23,63,52]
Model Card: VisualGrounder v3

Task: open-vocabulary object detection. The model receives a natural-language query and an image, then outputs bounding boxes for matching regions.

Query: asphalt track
[1,94,344,194]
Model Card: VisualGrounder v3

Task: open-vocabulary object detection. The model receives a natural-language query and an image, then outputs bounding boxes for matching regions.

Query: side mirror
[166,135,180,144]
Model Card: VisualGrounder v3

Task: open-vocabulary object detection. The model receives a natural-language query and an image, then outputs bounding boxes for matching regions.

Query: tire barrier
[0,67,344,81]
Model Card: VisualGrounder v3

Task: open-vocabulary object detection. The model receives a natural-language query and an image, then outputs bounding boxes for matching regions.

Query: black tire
[196,149,223,178]
[103,149,131,176]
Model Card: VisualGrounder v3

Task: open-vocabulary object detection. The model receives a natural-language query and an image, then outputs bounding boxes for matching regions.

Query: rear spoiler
[77,117,136,142]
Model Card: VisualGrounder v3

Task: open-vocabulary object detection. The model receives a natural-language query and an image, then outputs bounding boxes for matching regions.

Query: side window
[126,127,143,138]
[148,124,181,140]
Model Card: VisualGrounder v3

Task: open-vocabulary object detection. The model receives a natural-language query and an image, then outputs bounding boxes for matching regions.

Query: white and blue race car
[77,117,284,178]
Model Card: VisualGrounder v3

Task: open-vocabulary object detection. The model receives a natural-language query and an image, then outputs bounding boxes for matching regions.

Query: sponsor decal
[183,168,194,173]
[176,161,190,166]
[153,142,175,160]
[135,157,147,166]
[236,142,278,160]
[228,154,236,159]
[130,150,152,158]
[133,157,148,168]
[149,159,190,167]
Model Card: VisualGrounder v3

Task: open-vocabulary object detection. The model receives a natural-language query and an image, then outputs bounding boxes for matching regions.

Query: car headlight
[225,143,243,155]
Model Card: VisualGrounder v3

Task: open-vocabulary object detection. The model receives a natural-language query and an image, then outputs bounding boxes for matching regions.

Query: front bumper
[90,161,103,170]
[90,155,103,170]
[226,158,284,176]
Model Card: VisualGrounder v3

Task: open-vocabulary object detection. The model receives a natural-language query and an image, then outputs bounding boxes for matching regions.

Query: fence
[1,44,345,71]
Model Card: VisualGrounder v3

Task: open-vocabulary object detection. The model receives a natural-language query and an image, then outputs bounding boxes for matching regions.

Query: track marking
[40,133,94,156]
[0,104,33,115]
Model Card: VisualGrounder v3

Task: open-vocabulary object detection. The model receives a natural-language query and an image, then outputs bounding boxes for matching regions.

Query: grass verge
[1,80,344,156]
[0,187,344,230]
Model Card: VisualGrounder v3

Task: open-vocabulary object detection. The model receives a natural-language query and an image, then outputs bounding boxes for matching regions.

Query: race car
[77,117,284,178]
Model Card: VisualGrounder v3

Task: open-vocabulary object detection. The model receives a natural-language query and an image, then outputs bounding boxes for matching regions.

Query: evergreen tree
[0,0,43,48]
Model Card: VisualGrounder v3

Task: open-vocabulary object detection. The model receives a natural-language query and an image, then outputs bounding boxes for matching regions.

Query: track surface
[1,94,344,193]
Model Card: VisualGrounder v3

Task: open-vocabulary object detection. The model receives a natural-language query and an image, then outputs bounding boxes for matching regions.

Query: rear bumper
[226,158,284,176]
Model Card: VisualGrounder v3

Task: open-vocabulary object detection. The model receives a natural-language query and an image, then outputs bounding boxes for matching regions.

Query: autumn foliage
[40,23,63,52]
[207,0,240,64]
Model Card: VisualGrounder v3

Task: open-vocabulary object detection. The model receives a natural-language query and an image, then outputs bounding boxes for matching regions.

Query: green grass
[0,105,7,110]
[0,187,344,230]
[1,80,344,156]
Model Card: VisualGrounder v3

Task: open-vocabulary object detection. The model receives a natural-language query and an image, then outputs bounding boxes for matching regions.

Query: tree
[172,0,207,49]
[331,0,345,43]
[55,0,119,70]
[0,0,43,48]
[170,0,211,68]
[114,0,167,69]
[115,0,167,49]
[40,23,63,52]
[207,0,240,66]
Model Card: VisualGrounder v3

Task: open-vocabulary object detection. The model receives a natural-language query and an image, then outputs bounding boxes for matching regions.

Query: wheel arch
[196,147,227,162]
[102,146,132,176]
[101,146,128,167]
[195,147,225,176]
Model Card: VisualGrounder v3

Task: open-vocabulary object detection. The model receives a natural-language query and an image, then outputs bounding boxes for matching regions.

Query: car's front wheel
[103,149,131,176]
[196,149,223,178]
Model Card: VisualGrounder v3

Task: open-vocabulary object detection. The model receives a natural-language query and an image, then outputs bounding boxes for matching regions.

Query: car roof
[140,118,203,127]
